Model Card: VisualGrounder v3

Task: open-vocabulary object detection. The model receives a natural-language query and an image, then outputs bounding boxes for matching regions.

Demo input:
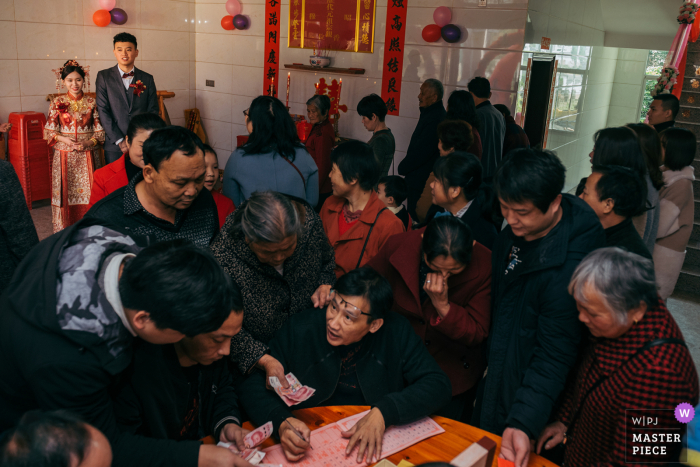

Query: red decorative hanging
[380,0,408,116]
[263,0,281,97]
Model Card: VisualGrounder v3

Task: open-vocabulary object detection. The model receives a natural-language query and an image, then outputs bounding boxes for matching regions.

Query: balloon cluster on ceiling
[221,0,249,31]
[422,7,462,43]
[92,0,127,27]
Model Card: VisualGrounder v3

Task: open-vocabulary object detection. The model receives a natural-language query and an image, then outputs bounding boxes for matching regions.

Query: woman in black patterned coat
[210,191,336,385]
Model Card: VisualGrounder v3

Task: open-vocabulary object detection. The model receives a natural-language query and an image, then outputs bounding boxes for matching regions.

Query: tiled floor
[29,200,700,374]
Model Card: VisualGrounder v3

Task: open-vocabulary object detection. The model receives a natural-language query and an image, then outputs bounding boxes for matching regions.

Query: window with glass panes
[639,50,669,122]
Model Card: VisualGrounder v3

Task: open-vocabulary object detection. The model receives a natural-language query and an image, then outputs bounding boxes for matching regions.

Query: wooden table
[239,406,558,467]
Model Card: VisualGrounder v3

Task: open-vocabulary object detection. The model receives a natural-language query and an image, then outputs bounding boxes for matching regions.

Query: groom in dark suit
[96,32,159,164]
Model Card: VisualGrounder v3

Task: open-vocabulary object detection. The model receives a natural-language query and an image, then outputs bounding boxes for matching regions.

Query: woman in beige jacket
[654,127,696,299]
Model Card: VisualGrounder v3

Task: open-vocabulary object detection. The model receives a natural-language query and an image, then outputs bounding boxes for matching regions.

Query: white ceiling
[601,0,680,50]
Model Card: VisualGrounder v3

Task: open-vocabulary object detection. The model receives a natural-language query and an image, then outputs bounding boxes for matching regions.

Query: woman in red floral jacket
[536,247,699,467]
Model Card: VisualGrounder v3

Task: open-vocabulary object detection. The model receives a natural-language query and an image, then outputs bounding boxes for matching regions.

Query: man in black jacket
[237,268,452,464]
[0,221,248,467]
[114,290,249,466]
[398,79,446,220]
[85,126,218,248]
[472,148,605,467]
[579,165,652,260]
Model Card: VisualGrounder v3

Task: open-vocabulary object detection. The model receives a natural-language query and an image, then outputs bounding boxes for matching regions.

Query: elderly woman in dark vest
[210,191,336,385]
[366,215,491,421]
[537,248,698,467]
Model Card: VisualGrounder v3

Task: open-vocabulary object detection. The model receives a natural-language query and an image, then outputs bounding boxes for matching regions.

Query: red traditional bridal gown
[44,92,105,232]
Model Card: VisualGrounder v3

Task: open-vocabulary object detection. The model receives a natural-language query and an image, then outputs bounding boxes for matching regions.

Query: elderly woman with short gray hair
[536,247,698,467]
[210,191,336,385]
[305,94,336,208]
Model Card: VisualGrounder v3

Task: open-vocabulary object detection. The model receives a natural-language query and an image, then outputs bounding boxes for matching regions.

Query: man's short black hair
[437,119,474,152]
[591,165,647,218]
[653,94,680,120]
[125,113,166,144]
[330,140,380,191]
[494,148,566,213]
[334,267,393,322]
[119,239,234,337]
[493,103,511,117]
[113,32,138,49]
[378,175,407,205]
[467,77,491,99]
[660,127,697,171]
[357,94,388,122]
[0,410,90,467]
[142,126,205,171]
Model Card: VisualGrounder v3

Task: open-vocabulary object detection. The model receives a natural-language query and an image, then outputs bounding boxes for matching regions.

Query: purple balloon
[110,8,128,25]
[233,14,248,30]
[441,24,461,43]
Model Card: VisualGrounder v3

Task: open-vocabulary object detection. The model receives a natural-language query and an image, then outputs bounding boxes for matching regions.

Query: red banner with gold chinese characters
[263,0,282,97]
[380,0,407,116]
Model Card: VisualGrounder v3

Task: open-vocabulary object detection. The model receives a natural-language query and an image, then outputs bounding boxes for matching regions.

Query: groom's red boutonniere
[129,80,146,97]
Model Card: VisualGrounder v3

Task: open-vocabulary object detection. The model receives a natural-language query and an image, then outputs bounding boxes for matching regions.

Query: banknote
[218,443,267,465]
[245,421,273,449]
[269,373,316,406]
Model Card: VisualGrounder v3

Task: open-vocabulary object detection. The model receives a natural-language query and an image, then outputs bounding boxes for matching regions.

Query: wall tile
[196,61,233,94]
[16,0,82,25]
[140,30,190,61]
[196,89,232,122]
[84,26,142,61]
[195,32,234,64]
[231,35,266,67]
[141,0,191,32]
[165,90,190,121]
[453,0,529,9]
[609,82,642,109]
[81,0,142,27]
[231,65,264,97]
[201,117,232,150]
[0,96,21,122]
[613,59,645,86]
[0,0,14,21]
[18,60,70,96]
[0,60,19,97]
[617,48,648,62]
[20,95,49,115]
[0,21,16,60]
[139,60,191,91]
[606,105,639,127]
[16,22,85,60]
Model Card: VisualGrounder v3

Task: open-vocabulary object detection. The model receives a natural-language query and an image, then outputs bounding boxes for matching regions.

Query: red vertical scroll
[380,0,408,116]
[263,0,282,97]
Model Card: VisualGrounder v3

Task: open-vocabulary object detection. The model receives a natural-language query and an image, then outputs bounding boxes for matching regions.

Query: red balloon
[422,24,441,42]
[221,15,235,30]
[93,9,111,27]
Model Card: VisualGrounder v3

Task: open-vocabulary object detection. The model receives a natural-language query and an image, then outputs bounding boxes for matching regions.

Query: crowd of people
[0,30,698,467]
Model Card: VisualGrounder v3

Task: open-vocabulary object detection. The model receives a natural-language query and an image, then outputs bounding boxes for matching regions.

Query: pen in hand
[284,419,314,450]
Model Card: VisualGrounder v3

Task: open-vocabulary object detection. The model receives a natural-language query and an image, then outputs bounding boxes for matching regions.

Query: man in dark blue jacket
[398,79,446,220]
[472,148,605,467]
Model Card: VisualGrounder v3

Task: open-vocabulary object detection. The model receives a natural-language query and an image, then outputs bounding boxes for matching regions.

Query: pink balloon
[226,0,242,16]
[99,0,116,11]
[433,6,452,28]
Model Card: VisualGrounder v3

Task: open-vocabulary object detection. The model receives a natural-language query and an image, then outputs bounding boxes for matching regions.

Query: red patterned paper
[380,0,407,116]
[288,0,376,53]
[263,0,282,97]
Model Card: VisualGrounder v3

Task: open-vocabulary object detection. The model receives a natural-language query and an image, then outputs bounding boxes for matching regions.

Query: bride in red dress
[44,60,105,232]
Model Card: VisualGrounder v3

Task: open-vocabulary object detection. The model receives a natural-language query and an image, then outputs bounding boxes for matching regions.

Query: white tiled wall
[194,0,528,169]
[0,0,197,130]
[606,48,647,128]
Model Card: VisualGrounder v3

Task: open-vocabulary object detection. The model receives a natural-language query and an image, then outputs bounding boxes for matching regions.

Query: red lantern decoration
[422,24,442,42]
[93,9,111,27]
[221,15,235,30]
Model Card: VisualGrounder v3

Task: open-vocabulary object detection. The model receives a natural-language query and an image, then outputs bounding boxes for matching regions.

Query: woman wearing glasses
[237,267,451,464]
[366,215,491,422]
[210,191,336,387]
[223,96,319,206]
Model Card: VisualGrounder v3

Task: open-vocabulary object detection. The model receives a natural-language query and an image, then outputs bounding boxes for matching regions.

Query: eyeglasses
[243,109,249,118]
[328,289,371,322]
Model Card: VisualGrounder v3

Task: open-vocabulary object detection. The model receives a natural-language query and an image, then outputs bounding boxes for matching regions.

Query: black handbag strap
[566,337,686,439]
[355,207,388,269]
[282,156,306,189]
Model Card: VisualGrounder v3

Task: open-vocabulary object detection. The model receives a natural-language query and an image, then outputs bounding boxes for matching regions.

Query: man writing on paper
[113,280,252,467]
[237,268,452,463]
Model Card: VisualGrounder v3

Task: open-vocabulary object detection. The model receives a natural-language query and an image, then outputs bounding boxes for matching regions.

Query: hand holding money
[220,423,250,451]
[268,373,316,406]
[257,354,288,391]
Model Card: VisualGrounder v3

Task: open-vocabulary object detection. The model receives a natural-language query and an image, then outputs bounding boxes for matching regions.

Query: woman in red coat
[366,215,491,421]
[537,248,698,467]
[203,144,235,228]
[305,94,335,209]
[88,113,165,208]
